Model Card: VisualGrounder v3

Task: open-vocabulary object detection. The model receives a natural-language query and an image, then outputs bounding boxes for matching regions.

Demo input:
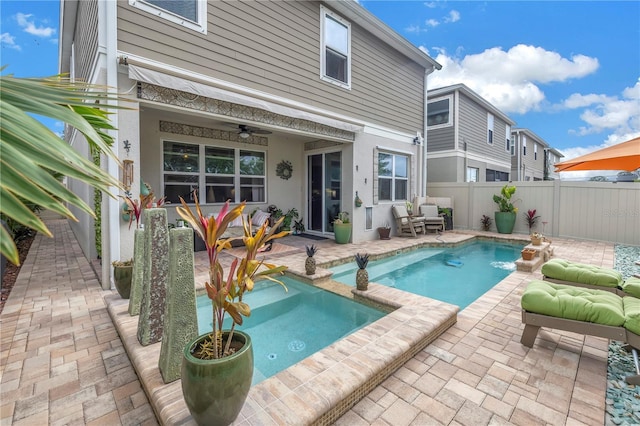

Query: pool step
[516,241,553,273]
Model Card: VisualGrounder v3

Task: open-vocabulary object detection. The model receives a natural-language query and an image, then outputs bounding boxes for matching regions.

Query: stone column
[128,226,146,316]
[159,226,199,383]
[137,208,169,346]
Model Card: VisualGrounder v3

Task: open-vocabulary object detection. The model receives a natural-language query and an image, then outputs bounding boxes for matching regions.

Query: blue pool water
[331,241,522,309]
[196,276,385,385]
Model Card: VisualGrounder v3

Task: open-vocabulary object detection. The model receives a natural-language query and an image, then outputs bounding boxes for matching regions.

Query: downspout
[516,130,522,181]
[422,66,436,196]
[103,0,120,290]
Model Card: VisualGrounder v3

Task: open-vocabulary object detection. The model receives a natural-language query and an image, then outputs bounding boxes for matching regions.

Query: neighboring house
[511,128,553,181]
[545,147,564,180]
[58,0,441,284]
[425,84,516,183]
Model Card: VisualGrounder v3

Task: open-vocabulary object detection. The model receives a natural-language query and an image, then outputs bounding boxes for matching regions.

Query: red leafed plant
[176,191,289,359]
[523,209,540,231]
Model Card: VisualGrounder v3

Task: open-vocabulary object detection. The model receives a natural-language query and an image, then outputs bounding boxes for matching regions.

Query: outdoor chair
[392,205,425,237]
[520,279,640,385]
[419,204,445,233]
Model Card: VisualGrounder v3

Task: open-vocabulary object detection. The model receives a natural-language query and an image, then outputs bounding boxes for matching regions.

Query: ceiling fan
[226,123,272,139]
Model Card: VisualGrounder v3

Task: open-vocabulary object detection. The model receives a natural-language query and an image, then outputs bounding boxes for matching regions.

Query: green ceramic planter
[181,331,253,426]
[113,265,132,299]
[334,223,352,244]
[494,212,516,234]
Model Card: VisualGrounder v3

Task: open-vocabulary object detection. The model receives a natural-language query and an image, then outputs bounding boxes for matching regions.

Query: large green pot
[182,331,253,426]
[333,223,352,244]
[113,265,132,299]
[494,212,516,234]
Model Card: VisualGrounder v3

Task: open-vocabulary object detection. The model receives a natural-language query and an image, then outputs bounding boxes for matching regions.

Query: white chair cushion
[252,210,270,227]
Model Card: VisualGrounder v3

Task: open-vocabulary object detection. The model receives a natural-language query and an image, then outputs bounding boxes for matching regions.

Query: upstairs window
[523,136,527,156]
[320,6,351,89]
[427,97,452,128]
[487,113,494,145]
[505,124,511,153]
[534,144,538,160]
[130,0,207,34]
[378,152,408,201]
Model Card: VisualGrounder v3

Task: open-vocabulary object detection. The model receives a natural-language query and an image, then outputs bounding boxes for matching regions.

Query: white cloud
[424,2,438,8]
[1,32,21,50]
[563,81,640,136]
[426,44,600,114]
[444,10,460,23]
[15,13,56,38]
[425,19,439,28]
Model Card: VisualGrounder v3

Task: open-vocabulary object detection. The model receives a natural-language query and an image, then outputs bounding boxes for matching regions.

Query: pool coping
[106,283,459,425]
[106,233,529,425]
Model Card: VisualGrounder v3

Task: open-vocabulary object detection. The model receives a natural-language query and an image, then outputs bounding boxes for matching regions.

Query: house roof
[512,128,550,148]
[546,147,564,158]
[327,1,441,72]
[427,83,515,125]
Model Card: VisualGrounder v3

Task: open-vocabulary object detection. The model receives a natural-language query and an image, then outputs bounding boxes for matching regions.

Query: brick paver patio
[0,219,615,425]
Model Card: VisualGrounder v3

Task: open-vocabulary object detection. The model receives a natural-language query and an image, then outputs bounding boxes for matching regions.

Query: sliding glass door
[307,152,341,234]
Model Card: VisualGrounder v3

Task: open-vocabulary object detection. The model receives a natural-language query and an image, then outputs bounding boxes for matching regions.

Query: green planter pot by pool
[494,212,516,234]
[181,331,253,426]
[333,223,352,244]
[113,265,132,299]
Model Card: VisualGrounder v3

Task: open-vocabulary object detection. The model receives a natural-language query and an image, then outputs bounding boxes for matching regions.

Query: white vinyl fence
[425,181,640,245]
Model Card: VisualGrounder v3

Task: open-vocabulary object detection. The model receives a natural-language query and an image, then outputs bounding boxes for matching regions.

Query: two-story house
[545,147,564,180]
[59,0,441,283]
[425,84,516,183]
[511,128,555,181]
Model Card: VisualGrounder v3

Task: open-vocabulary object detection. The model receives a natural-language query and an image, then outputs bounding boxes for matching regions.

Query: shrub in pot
[492,184,518,234]
[333,211,351,244]
[177,193,288,425]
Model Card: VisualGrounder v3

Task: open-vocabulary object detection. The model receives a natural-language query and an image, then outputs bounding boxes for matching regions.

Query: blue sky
[2,1,639,173]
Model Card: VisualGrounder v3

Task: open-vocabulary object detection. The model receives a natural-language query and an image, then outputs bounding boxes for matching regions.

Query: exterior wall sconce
[123,159,134,192]
[413,131,423,145]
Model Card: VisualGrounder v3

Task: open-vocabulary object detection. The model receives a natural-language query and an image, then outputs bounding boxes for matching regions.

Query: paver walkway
[0,219,157,425]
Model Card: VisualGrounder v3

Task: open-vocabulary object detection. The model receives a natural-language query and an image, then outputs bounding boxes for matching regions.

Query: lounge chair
[520,280,640,385]
[541,258,640,296]
[418,204,445,233]
[392,205,425,237]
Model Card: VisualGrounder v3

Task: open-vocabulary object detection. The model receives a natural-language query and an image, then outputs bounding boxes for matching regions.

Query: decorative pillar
[159,226,198,383]
[128,226,146,316]
[137,208,169,346]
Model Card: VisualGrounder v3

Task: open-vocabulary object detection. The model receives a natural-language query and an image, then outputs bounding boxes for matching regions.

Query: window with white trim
[427,97,452,128]
[320,6,351,89]
[378,152,408,201]
[163,141,265,204]
[130,0,207,34]
[467,167,479,182]
[487,113,494,144]
[534,144,538,160]
[523,136,527,156]
[505,124,511,152]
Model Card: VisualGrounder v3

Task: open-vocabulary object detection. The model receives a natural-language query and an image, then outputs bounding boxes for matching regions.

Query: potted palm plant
[333,211,351,244]
[176,193,288,426]
[492,184,518,234]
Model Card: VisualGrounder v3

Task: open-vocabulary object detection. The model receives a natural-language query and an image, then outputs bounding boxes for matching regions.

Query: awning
[127,64,363,134]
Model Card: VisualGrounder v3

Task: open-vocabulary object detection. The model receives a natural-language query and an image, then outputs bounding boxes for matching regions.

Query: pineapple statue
[305,245,317,275]
[355,253,370,291]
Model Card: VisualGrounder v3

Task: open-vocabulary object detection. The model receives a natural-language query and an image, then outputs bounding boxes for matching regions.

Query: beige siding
[75,0,99,82]
[458,93,511,165]
[426,126,454,152]
[117,0,425,131]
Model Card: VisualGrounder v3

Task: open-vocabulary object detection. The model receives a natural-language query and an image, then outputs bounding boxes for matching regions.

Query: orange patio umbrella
[554,136,640,172]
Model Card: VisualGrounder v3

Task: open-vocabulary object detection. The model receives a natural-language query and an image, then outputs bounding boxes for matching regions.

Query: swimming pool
[196,276,385,385]
[331,241,522,309]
